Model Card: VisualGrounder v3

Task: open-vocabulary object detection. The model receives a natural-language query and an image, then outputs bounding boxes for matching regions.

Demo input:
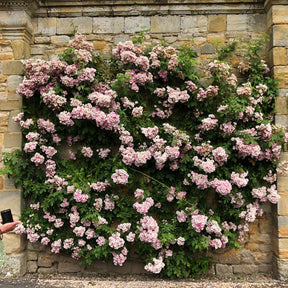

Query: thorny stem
[127,166,170,189]
[127,166,195,207]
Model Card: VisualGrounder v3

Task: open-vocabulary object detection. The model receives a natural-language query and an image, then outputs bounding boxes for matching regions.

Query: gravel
[0,273,287,288]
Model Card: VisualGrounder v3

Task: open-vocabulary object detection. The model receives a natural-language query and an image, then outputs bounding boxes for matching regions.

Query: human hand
[0,221,21,234]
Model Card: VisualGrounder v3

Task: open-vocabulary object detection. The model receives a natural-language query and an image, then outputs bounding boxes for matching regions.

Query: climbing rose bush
[2,34,288,278]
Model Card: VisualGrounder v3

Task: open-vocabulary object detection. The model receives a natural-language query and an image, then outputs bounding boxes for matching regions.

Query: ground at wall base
[0,273,288,288]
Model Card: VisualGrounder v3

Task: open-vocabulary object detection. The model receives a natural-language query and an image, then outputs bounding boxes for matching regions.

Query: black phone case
[1,209,14,224]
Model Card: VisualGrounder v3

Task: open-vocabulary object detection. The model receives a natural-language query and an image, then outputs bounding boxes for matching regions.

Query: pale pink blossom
[144,257,165,274]
[31,153,45,166]
[191,214,208,232]
[111,169,129,185]
[96,236,106,246]
[211,179,232,195]
[81,146,93,158]
[109,232,125,249]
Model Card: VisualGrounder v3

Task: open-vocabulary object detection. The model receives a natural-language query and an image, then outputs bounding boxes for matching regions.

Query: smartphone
[1,209,14,224]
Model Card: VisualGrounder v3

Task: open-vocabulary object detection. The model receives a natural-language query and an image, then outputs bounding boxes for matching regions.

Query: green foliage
[0,34,285,279]
[0,150,28,187]
[217,40,238,61]
[131,28,150,44]
[164,251,211,278]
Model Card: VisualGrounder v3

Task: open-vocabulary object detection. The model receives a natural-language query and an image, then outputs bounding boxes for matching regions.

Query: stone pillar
[0,0,38,275]
[266,0,288,281]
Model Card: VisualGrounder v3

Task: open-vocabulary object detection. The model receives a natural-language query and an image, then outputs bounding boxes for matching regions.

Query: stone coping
[264,0,288,11]
[0,0,270,17]
[32,0,266,17]
[0,0,40,16]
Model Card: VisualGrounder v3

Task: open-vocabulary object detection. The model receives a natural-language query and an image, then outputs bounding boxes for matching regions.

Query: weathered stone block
[27,252,38,261]
[278,216,288,237]
[272,25,288,47]
[267,6,273,30]
[3,132,22,148]
[38,18,57,36]
[38,265,57,274]
[0,76,7,84]
[125,16,150,33]
[208,15,226,33]
[215,264,233,275]
[50,7,83,17]
[233,264,258,274]
[38,254,53,267]
[0,190,22,218]
[82,6,112,17]
[0,112,9,127]
[240,249,255,264]
[3,177,17,189]
[248,221,259,235]
[248,14,266,33]
[244,242,259,252]
[93,41,107,51]
[255,233,272,244]
[0,54,13,61]
[214,248,241,265]
[0,253,26,276]
[57,17,92,35]
[130,260,145,274]
[258,244,273,253]
[34,37,51,44]
[258,264,272,273]
[181,15,207,34]
[2,61,23,75]
[254,252,273,264]
[271,5,288,25]
[151,16,180,33]
[11,40,30,60]
[275,114,288,128]
[275,96,288,114]
[58,260,83,273]
[201,43,215,54]
[85,257,145,274]
[259,218,273,234]
[0,40,11,46]
[0,85,6,95]
[279,89,288,97]
[51,36,70,46]
[207,33,226,44]
[277,238,288,258]
[276,258,288,281]
[2,234,24,254]
[113,35,130,45]
[27,241,46,252]
[26,261,38,273]
[274,66,288,89]
[278,195,288,216]
[8,111,21,133]
[7,75,23,92]
[0,100,21,111]
[93,17,124,34]
[227,14,248,31]
[162,36,177,44]
[86,34,113,42]
[7,90,21,101]
[31,46,47,55]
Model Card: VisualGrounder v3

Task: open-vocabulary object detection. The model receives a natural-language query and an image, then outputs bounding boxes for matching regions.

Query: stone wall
[267,1,288,280]
[0,0,288,279]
